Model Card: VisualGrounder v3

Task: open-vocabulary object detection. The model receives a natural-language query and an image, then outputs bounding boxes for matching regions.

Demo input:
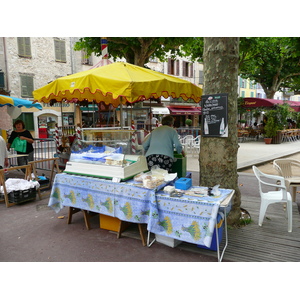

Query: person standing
[7,120,34,167]
[144,112,158,131]
[0,135,9,169]
[143,115,185,172]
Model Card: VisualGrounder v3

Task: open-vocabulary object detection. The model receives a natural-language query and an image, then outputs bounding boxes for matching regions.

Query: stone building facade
[0,37,96,138]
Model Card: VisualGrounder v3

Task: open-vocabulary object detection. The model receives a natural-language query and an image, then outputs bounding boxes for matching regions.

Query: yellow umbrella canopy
[33,62,202,107]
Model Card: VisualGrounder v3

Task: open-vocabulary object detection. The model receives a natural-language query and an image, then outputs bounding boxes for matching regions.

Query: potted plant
[185,118,192,127]
[263,112,280,144]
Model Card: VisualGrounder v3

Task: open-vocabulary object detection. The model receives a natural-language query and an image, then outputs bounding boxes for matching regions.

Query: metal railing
[9,138,57,171]
[176,127,201,137]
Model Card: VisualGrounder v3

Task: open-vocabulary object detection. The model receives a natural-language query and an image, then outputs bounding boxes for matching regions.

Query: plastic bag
[11,137,27,153]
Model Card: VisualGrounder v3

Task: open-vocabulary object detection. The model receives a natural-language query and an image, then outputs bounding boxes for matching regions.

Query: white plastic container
[155,234,182,248]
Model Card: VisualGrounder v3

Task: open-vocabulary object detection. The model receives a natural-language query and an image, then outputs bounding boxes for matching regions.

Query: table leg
[67,207,91,230]
[117,221,130,239]
[147,230,156,247]
[117,221,146,246]
[138,224,146,246]
[217,212,228,262]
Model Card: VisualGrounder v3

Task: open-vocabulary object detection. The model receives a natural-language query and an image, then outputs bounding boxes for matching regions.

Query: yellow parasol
[33,62,202,107]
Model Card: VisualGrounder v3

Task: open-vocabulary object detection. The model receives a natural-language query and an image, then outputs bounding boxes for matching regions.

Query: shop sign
[43,103,70,107]
[201,93,228,137]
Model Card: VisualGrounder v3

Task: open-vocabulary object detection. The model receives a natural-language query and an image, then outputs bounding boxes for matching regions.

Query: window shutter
[0,71,4,88]
[54,39,66,62]
[199,70,203,84]
[168,58,171,74]
[182,61,186,77]
[176,60,179,76]
[189,63,193,78]
[15,113,34,131]
[17,37,31,57]
[20,75,34,98]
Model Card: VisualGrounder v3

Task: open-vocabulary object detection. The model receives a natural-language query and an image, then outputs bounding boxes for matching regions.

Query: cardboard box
[155,234,182,248]
[99,214,130,232]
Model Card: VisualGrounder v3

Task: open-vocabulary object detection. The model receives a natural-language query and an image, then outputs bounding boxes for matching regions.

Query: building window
[168,58,175,75]
[20,74,34,98]
[176,60,179,76]
[182,61,193,78]
[199,70,204,84]
[17,37,31,58]
[54,38,66,63]
[0,71,5,88]
[240,78,247,88]
[81,50,92,65]
[182,61,189,77]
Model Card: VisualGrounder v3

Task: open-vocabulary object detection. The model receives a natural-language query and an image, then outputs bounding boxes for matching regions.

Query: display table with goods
[147,184,234,262]
[48,170,234,261]
[48,129,234,260]
[48,168,176,245]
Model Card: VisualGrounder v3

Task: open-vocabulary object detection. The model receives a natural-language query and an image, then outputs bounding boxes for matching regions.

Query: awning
[151,107,170,115]
[168,106,201,115]
[243,97,300,112]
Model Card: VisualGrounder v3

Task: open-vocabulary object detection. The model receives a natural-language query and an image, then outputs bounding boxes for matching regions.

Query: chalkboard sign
[201,93,228,137]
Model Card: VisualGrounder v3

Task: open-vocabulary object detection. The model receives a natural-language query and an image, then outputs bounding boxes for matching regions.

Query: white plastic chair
[192,135,200,156]
[252,165,293,232]
[273,158,300,202]
[181,135,194,153]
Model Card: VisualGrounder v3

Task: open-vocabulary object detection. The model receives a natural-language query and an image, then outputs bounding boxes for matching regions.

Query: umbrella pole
[120,104,123,129]
[119,97,123,129]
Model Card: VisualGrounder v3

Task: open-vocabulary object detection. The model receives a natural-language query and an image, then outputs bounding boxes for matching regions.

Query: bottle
[204,117,209,135]
[220,118,225,135]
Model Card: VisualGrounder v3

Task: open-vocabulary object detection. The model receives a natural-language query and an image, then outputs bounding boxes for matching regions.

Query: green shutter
[17,37,31,57]
[20,75,34,98]
[54,39,66,62]
[0,72,4,88]
[14,113,34,131]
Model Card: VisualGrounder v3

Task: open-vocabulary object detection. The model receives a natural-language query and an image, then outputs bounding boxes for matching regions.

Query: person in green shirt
[7,120,34,169]
[143,115,185,172]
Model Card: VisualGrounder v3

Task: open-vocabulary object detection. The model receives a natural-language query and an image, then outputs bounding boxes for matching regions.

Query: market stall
[31,62,237,260]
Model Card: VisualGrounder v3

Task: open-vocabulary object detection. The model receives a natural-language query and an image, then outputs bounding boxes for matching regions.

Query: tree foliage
[74,37,194,67]
[239,37,300,98]
[75,37,300,99]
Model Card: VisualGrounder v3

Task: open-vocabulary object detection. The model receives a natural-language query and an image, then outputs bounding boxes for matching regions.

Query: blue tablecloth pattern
[49,174,233,247]
[49,173,156,224]
[148,188,233,247]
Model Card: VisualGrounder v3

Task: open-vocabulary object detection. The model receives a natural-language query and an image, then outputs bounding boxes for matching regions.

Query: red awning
[243,97,300,112]
[167,106,201,115]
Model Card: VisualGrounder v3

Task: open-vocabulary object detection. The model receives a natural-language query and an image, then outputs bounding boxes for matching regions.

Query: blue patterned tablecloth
[48,173,233,247]
[49,173,156,224]
[148,187,233,247]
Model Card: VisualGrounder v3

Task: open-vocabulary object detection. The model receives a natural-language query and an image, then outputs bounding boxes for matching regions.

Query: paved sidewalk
[186,139,300,172]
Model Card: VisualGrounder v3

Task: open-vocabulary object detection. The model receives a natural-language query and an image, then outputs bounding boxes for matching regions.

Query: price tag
[112,177,121,183]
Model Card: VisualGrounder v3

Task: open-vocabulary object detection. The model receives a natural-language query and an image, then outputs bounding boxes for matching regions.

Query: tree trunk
[200,37,241,225]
